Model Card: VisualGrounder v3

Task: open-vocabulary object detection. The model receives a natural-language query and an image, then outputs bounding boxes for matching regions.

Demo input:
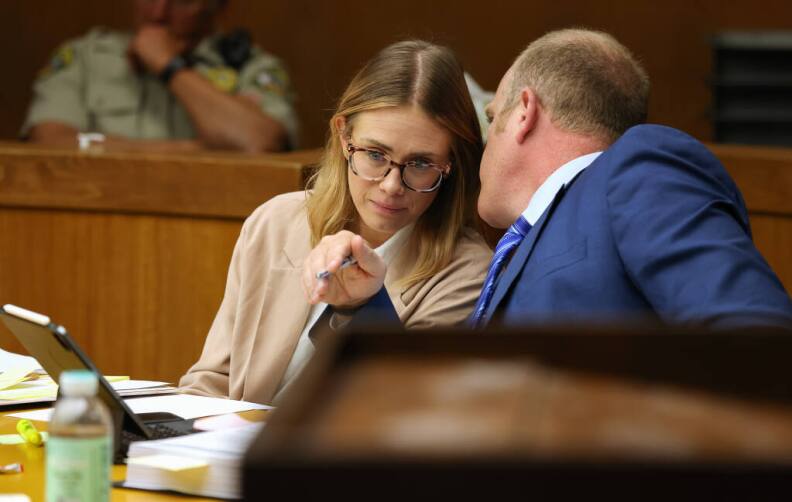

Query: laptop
[0,304,196,462]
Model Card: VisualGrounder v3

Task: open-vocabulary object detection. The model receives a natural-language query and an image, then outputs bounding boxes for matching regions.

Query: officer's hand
[130,25,186,75]
[302,231,386,309]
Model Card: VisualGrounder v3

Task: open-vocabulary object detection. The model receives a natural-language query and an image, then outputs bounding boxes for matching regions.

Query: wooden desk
[0,407,267,500]
[0,143,321,383]
[246,329,792,498]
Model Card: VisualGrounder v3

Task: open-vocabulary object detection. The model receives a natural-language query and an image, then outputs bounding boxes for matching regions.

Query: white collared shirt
[521,151,602,225]
[273,223,414,404]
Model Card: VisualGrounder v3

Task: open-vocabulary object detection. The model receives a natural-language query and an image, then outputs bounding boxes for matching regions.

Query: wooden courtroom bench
[0,142,320,384]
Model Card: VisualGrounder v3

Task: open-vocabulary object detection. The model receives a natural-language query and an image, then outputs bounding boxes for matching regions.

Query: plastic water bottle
[47,369,113,502]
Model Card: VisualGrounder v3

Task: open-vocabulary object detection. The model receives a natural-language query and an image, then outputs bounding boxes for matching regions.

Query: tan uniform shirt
[22,27,299,146]
[178,191,493,405]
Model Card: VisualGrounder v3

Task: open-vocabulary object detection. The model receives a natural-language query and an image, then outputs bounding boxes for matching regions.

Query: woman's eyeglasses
[346,143,450,193]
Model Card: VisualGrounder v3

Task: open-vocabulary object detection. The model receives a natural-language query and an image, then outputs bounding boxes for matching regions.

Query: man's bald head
[503,28,650,144]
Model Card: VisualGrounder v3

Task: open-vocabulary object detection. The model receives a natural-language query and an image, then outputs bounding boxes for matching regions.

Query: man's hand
[302,231,386,308]
[129,25,186,75]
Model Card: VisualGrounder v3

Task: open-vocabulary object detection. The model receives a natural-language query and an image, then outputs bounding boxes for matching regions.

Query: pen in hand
[316,256,358,280]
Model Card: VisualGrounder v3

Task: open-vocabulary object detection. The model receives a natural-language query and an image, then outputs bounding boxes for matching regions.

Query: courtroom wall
[3,1,792,147]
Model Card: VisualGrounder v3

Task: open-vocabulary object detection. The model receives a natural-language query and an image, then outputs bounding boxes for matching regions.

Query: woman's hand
[302,231,387,308]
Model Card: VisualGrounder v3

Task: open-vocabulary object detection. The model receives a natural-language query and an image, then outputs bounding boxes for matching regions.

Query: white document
[0,378,174,405]
[7,393,271,422]
[6,408,52,421]
[110,380,171,391]
[124,394,272,419]
[0,348,42,372]
[129,422,264,458]
[0,349,43,391]
[123,423,264,499]
[193,413,259,431]
[0,496,32,502]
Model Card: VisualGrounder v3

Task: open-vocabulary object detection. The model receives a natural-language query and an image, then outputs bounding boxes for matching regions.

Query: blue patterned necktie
[470,215,532,327]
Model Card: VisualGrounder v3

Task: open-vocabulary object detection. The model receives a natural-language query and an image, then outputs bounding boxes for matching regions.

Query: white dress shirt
[273,223,414,403]
[521,151,602,225]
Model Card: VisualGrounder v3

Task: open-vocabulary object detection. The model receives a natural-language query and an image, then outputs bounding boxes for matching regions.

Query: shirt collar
[521,151,602,225]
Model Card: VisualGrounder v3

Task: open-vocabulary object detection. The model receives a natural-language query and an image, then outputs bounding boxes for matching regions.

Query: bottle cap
[59,369,98,397]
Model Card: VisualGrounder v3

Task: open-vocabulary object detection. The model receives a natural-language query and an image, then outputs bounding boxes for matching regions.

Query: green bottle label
[46,435,111,502]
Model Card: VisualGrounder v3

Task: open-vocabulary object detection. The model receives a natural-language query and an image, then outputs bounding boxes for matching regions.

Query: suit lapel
[482,184,571,325]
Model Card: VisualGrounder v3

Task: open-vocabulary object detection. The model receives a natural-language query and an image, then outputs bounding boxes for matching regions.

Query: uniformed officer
[22,0,298,153]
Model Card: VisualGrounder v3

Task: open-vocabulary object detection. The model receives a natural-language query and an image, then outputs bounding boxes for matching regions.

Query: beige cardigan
[179,191,492,404]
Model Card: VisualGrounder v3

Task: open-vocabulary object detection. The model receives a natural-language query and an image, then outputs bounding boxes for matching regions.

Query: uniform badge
[38,46,75,78]
[254,67,288,97]
[204,67,238,93]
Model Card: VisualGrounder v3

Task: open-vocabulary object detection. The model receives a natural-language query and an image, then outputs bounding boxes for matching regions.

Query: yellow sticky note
[103,376,130,383]
[127,454,208,472]
[0,375,128,401]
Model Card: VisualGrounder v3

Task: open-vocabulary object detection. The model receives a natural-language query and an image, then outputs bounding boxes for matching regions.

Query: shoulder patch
[38,45,75,78]
[204,66,238,93]
[253,66,288,97]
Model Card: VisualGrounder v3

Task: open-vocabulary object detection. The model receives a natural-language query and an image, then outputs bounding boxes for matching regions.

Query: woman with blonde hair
[180,40,491,405]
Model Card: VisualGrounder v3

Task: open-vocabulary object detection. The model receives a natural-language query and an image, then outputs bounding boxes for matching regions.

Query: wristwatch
[158,55,192,85]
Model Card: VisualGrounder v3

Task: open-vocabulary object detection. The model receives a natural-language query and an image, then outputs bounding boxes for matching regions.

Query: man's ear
[515,87,539,144]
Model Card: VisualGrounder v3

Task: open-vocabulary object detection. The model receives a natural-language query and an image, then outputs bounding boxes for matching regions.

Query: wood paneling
[710,144,792,215]
[0,209,240,382]
[4,1,792,147]
[0,145,320,383]
[749,216,792,295]
[710,143,792,293]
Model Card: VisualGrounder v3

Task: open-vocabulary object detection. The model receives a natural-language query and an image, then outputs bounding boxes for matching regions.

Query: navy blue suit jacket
[360,125,792,329]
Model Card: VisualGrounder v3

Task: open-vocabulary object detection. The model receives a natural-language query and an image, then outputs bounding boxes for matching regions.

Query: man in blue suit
[304,28,792,329]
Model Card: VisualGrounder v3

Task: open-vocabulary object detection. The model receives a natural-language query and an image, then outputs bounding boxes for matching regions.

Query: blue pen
[316,256,358,280]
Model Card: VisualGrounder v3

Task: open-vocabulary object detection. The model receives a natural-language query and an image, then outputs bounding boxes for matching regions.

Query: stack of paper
[123,423,264,499]
[0,348,176,406]
[8,393,271,422]
[0,348,42,370]
[0,375,176,406]
[0,348,44,390]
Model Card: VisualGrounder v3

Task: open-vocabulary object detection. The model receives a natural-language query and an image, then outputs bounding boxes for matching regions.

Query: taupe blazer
[179,191,492,405]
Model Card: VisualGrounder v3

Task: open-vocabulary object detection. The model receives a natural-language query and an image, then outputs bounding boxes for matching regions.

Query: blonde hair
[506,28,650,143]
[306,40,484,289]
